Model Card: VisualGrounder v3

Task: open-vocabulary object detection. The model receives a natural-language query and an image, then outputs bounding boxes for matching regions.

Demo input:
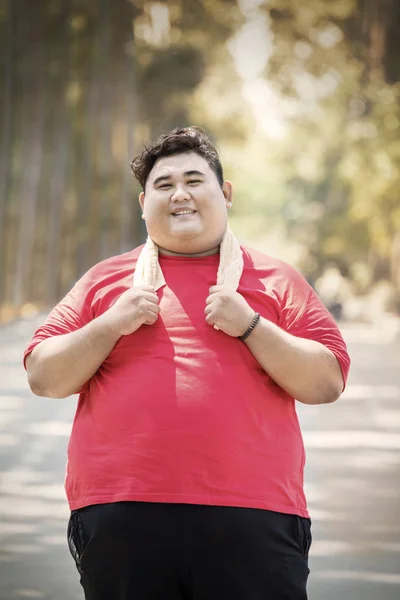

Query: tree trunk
[0,0,14,305]
[74,7,101,280]
[13,28,46,308]
[45,0,72,305]
[98,0,113,262]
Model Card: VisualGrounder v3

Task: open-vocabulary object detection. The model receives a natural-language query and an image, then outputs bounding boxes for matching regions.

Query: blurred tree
[4,0,397,318]
[261,0,400,301]
[0,0,14,307]
[0,0,244,318]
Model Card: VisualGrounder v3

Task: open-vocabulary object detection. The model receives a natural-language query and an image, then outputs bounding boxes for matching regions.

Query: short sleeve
[23,271,95,396]
[278,266,351,390]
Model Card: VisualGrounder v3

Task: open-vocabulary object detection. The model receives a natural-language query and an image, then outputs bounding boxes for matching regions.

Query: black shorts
[68,501,312,600]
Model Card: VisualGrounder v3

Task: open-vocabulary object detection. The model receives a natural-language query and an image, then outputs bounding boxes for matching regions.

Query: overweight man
[24,126,350,600]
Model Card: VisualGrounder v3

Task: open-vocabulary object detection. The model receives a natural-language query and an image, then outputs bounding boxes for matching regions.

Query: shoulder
[240,245,313,310]
[75,245,145,290]
[241,245,307,283]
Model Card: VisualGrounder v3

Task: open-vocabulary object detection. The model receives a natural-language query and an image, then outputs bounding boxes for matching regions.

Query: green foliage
[253,0,400,292]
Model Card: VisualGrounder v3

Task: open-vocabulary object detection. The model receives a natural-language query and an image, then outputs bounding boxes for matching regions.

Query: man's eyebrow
[152,170,205,187]
[184,170,205,178]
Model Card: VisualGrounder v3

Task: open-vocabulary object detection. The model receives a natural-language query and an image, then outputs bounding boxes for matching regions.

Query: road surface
[0,316,399,599]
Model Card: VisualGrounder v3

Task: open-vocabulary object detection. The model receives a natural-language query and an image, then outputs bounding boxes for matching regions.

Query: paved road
[0,316,399,600]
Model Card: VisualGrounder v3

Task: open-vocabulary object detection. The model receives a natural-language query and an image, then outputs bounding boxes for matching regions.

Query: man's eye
[188,180,202,185]
[159,184,172,190]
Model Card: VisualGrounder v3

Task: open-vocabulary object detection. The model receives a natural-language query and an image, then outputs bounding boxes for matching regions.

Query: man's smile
[171,209,197,217]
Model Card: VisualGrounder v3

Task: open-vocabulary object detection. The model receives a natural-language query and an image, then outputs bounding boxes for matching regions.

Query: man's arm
[26,314,121,398]
[26,285,160,399]
[243,317,343,405]
[205,286,345,405]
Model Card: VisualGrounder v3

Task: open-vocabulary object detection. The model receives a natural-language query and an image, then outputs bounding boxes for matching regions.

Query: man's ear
[222,181,233,209]
[139,191,145,217]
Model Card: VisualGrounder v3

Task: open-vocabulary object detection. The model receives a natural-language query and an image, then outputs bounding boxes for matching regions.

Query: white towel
[133,225,244,291]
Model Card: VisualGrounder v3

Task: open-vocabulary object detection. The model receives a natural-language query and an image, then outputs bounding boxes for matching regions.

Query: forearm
[26,314,121,398]
[244,317,344,404]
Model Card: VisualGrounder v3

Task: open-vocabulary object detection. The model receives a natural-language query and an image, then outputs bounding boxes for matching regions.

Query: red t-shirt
[24,246,350,517]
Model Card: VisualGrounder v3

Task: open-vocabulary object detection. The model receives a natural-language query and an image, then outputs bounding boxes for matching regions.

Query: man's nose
[171,186,191,202]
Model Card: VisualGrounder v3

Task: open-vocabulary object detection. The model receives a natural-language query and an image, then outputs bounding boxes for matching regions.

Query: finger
[146,302,161,314]
[141,292,160,304]
[144,317,158,326]
[205,293,219,305]
[144,312,159,325]
[204,304,213,316]
[209,285,223,294]
[205,312,215,326]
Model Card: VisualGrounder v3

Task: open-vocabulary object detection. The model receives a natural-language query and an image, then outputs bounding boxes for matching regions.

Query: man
[24,126,350,600]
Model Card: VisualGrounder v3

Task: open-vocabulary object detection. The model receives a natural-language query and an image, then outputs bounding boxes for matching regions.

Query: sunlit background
[0,1,399,599]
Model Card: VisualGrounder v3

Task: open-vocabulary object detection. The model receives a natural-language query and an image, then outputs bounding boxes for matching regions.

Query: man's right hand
[103,285,161,337]
[26,284,161,398]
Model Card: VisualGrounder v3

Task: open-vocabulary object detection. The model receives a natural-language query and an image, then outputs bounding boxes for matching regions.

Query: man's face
[139,152,233,256]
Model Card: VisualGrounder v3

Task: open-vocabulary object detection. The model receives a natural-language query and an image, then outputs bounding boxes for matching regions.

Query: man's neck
[158,245,220,258]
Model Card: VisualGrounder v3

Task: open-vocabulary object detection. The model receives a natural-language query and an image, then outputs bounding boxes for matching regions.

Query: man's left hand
[205,286,255,338]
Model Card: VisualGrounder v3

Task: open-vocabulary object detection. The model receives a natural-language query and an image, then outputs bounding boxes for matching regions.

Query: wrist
[96,313,124,342]
[238,312,261,341]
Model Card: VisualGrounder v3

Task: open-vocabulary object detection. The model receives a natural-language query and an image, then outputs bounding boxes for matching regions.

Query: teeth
[174,210,195,215]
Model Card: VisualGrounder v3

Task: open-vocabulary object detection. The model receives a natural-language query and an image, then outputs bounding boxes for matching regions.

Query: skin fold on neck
[157,245,220,258]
